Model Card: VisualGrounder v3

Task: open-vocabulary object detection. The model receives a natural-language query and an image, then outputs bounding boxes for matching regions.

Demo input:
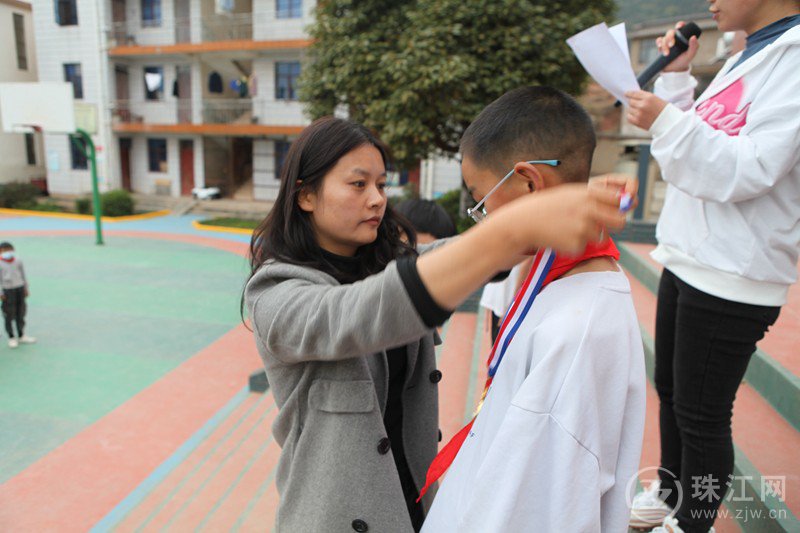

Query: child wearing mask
[0,242,36,348]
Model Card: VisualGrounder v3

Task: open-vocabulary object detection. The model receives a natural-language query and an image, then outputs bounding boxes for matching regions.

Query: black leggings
[654,269,780,532]
[2,287,26,338]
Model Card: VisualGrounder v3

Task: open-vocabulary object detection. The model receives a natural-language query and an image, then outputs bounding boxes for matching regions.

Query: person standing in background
[0,242,36,349]
[626,1,800,531]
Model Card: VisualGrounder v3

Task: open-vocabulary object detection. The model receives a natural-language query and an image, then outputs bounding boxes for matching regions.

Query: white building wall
[253,54,307,127]
[32,0,115,195]
[0,1,45,184]
[31,0,316,201]
[429,157,462,199]
[129,135,181,195]
[126,62,181,123]
[253,0,315,41]
[253,138,278,201]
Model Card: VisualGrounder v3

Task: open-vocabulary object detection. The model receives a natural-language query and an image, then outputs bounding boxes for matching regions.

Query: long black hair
[247,116,417,285]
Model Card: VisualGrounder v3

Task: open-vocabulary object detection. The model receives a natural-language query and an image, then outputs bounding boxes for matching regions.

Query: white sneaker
[629,480,674,529]
[651,515,716,533]
[19,336,36,344]
[8,338,19,348]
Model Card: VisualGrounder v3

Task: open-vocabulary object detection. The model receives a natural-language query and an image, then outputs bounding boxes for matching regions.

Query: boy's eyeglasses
[466,160,561,223]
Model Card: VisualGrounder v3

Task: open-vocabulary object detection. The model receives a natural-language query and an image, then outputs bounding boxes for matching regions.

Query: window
[276,0,302,19]
[144,66,164,101]
[64,63,83,99]
[54,0,78,26]
[70,136,88,170]
[216,0,234,14]
[275,62,301,101]
[148,138,168,172]
[141,0,162,27]
[14,14,27,70]
[275,141,291,179]
[637,39,660,68]
[25,134,36,165]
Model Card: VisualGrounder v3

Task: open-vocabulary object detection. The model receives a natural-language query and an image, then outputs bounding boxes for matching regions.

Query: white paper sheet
[609,23,630,64]
[567,22,639,104]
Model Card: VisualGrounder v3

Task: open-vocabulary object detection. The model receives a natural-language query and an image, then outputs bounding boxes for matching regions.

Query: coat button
[377,437,391,455]
[429,370,443,383]
[352,519,369,532]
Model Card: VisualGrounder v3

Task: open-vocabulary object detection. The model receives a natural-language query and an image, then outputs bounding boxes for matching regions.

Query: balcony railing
[111,99,308,127]
[106,11,309,48]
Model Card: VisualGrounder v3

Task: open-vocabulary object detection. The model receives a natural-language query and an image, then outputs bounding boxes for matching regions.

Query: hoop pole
[71,128,104,245]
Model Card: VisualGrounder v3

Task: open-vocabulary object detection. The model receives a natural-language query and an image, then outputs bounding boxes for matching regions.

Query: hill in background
[615,0,709,24]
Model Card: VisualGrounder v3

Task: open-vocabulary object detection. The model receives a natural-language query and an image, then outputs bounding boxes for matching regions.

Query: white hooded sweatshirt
[649,25,800,306]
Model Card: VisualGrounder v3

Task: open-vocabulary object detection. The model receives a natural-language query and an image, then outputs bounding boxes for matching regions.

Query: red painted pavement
[0,230,261,532]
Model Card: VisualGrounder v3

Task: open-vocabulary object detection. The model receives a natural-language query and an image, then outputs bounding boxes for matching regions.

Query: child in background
[0,242,36,348]
[394,199,457,244]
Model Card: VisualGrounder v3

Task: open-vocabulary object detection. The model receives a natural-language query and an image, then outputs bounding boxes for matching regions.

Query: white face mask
[1,252,14,260]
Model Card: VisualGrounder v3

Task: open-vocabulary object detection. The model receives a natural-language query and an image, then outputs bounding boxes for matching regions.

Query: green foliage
[200,217,260,230]
[76,191,135,217]
[301,0,615,169]
[0,182,42,209]
[21,201,65,213]
[86,190,134,217]
[75,197,91,214]
[100,190,134,217]
[435,188,475,235]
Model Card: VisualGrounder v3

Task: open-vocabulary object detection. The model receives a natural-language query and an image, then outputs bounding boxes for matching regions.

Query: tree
[300,0,615,168]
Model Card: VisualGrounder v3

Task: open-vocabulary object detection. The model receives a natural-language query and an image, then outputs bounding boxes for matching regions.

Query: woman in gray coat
[244,117,627,532]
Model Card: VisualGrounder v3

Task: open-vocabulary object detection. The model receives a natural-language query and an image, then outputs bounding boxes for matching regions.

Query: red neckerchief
[417,238,620,501]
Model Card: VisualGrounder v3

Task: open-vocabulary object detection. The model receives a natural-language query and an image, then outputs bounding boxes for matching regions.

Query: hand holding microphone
[625,21,702,130]
[657,21,701,73]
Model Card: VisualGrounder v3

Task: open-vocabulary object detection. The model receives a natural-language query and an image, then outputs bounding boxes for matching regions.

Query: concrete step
[187,197,273,220]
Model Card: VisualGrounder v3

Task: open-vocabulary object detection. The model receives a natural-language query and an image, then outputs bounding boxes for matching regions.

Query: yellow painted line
[192,220,255,235]
[0,207,171,223]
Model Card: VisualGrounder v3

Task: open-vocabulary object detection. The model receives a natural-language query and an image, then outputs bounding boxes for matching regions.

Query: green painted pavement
[0,236,249,483]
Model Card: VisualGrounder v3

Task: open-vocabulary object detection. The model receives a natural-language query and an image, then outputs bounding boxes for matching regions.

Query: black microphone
[637,22,702,87]
[615,22,702,106]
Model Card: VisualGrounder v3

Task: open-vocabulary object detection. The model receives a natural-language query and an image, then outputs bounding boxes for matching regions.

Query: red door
[119,138,132,191]
[180,140,194,196]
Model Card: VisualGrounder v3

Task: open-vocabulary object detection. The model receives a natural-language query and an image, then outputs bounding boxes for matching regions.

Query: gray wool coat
[245,258,443,533]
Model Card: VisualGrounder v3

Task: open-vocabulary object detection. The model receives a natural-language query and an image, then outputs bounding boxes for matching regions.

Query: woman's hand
[501,183,628,255]
[658,21,700,72]
[416,183,629,310]
[589,173,638,202]
[625,90,669,130]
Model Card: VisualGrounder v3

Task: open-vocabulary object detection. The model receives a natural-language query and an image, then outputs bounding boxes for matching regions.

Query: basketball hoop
[14,124,43,134]
[0,82,103,245]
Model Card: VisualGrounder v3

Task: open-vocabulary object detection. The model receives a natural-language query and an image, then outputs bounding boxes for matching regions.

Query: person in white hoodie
[625,1,800,532]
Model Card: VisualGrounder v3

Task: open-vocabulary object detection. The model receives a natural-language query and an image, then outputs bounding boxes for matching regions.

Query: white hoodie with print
[648,25,800,306]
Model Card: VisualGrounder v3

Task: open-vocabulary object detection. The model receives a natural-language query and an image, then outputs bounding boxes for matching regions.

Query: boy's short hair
[394,199,457,239]
[0,242,12,250]
[460,86,596,183]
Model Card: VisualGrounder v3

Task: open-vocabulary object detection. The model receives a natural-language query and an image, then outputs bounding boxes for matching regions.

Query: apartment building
[32,0,313,200]
[0,0,45,185]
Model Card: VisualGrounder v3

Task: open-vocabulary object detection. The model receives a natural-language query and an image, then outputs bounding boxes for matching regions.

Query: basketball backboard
[0,82,76,134]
